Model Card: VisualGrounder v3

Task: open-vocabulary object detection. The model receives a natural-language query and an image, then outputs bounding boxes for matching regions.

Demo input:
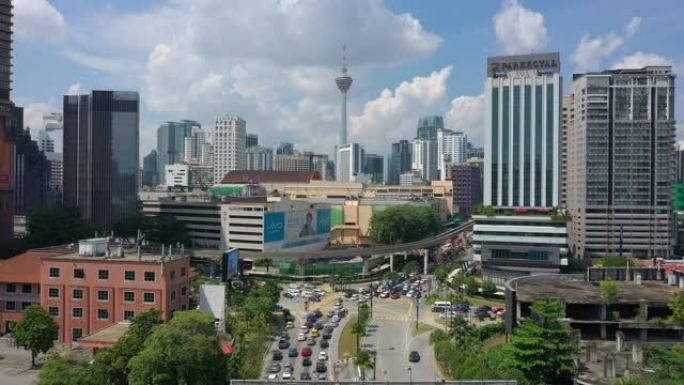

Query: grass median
[337,318,358,359]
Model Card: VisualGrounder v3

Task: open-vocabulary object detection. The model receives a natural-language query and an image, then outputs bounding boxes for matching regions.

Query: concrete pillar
[600,324,607,340]
[679,275,684,289]
[638,300,648,321]
[423,252,428,275]
[298,260,306,276]
[631,344,643,364]
[639,328,648,342]
[390,254,394,272]
[600,305,607,321]
[616,331,625,352]
[362,256,370,276]
[668,273,677,286]
[603,354,616,379]
[588,342,598,363]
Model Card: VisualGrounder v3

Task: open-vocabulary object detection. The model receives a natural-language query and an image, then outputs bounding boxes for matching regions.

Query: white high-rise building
[484,52,561,209]
[213,116,246,183]
[183,124,206,164]
[201,142,213,167]
[437,129,467,179]
[412,138,438,181]
[336,143,364,182]
[246,145,274,171]
[37,130,54,153]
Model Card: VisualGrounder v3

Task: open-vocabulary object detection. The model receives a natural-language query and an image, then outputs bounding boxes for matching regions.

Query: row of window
[48,267,187,281]
[46,287,188,302]
[3,301,34,311]
[48,306,111,320]
[3,283,34,294]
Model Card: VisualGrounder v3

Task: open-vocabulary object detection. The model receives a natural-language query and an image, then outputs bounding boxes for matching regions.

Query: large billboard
[487,52,560,78]
[222,248,240,281]
[263,208,331,251]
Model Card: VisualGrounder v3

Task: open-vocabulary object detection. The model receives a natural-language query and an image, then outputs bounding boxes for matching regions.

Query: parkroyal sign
[488,52,560,77]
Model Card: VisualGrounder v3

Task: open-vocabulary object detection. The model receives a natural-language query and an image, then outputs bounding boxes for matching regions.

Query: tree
[509,298,575,385]
[353,350,374,380]
[600,279,619,304]
[596,255,632,267]
[36,352,96,385]
[253,258,274,273]
[403,260,419,274]
[669,291,684,327]
[368,204,439,244]
[127,310,226,385]
[464,277,480,296]
[27,204,100,247]
[12,305,59,367]
[481,280,497,297]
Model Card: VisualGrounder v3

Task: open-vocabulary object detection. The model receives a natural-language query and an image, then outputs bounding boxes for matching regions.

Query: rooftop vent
[78,238,109,257]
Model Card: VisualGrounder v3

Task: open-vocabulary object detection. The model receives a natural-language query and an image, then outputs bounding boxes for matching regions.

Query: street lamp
[383,370,389,385]
[407,367,413,385]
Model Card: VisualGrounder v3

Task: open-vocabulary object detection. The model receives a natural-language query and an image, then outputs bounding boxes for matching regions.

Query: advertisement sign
[263,212,285,243]
[487,52,560,78]
[263,208,332,251]
[316,209,331,234]
[222,248,240,282]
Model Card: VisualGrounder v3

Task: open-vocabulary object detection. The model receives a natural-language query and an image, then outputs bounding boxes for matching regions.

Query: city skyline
[11,0,684,160]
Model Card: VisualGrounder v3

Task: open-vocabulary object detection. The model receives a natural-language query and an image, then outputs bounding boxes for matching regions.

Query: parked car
[379,292,389,298]
[316,362,327,373]
[322,333,332,340]
[302,347,313,357]
[267,373,278,380]
[492,306,505,314]
[409,351,421,362]
[320,339,329,348]
[311,329,319,338]
[272,350,283,361]
[318,351,328,361]
[278,340,290,349]
[302,357,312,367]
[269,363,281,373]
[300,372,312,380]
[282,292,294,299]
[318,373,327,380]
[391,293,400,300]
[288,347,298,357]
[306,337,316,346]
[282,371,292,380]
[297,333,306,341]
[285,321,294,329]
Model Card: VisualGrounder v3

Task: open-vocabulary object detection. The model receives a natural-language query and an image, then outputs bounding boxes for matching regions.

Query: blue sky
[12,0,684,158]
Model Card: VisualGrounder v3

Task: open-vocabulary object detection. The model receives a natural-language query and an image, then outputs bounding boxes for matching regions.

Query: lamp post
[407,367,413,385]
[356,300,361,353]
[383,370,388,385]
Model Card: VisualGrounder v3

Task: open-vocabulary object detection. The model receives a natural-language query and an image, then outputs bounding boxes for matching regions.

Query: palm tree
[354,350,375,380]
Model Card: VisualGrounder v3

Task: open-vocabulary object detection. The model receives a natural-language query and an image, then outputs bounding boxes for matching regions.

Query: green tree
[402,260,419,274]
[353,350,374,380]
[464,277,480,296]
[509,298,575,385]
[253,258,274,273]
[600,279,619,304]
[127,310,226,385]
[481,280,497,297]
[27,204,100,247]
[596,255,632,267]
[12,305,59,367]
[36,352,96,385]
[669,291,684,327]
[146,215,191,246]
[368,204,439,244]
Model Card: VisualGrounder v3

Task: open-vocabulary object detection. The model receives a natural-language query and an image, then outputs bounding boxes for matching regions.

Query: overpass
[189,220,472,261]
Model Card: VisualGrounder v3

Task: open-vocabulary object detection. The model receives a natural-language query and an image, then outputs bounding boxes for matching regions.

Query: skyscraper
[0,0,13,241]
[276,142,294,155]
[568,66,676,258]
[363,153,384,184]
[560,95,574,209]
[336,143,364,182]
[213,116,246,183]
[274,153,312,172]
[37,130,54,153]
[451,163,483,214]
[183,124,205,164]
[13,107,50,215]
[142,149,158,187]
[437,129,467,179]
[63,91,140,228]
[246,133,259,148]
[416,115,443,140]
[412,138,438,181]
[484,52,561,209]
[157,120,198,183]
[335,46,353,146]
[246,145,274,171]
[389,140,412,185]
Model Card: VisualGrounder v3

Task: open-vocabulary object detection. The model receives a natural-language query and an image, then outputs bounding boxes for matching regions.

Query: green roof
[208,184,245,197]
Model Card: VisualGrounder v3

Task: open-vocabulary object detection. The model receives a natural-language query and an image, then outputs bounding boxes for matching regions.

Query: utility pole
[356,301,360,353]
[369,278,373,318]
[415,296,419,330]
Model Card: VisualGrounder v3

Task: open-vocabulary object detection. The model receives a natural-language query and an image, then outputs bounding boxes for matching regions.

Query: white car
[318,351,328,361]
[267,374,278,380]
[297,333,307,341]
[331,315,340,323]
[282,371,292,380]
[287,289,300,296]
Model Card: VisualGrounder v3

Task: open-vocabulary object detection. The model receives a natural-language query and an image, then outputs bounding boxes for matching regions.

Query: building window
[49,267,60,278]
[21,302,31,310]
[143,292,155,304]
[180,267,186,276]
[97,309,109,320]
[124,270,135,281]
[73,268,85,279]
[48,287,59,298]
[170,270,176,280]
[97,290,109,301]
[72,288,83,300]
[48,307,59,317]
[72,328,83,341]
[170,290,176,301]
[98,270,109,280]
[21,284,32,294]
[72,307,83,319]
[124,292,135,302]
[6,283,15,292]
[5,301,15,311]
[181,286,187,296]
[144,272,155,282]
[124,310,135,320]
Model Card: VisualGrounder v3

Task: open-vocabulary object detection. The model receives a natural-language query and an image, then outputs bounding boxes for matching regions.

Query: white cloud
[445,95,486,145]
[23,102,52,131]
[571,17,642,72]
[348,67,452,154]
[14,0,66,43]
[492,0,548,54]
[63,49,137,73]
[612,51,676,72]
[66,83,81,95]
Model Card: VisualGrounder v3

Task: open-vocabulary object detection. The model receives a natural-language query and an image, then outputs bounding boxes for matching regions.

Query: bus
[431,301,451,313]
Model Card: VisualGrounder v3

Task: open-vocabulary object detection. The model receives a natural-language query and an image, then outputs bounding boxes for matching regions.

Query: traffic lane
[407,327,443,382]
[367,319,410,382]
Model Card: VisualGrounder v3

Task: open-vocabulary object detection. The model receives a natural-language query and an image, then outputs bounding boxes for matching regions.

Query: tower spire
[342,44,347,74]
[335,44,353,146]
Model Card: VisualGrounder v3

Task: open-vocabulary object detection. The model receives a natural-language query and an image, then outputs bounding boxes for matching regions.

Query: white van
[431,301,451,313]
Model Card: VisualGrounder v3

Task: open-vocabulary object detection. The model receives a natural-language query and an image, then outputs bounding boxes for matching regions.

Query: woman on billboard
[299,212,316,237]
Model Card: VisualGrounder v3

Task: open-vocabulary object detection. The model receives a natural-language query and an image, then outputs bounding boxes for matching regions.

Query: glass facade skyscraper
[157,120,198,183]
[63,91,139,228]
[389,140,411,185]
[484,52,561,209]
[416,115,443,140]
[0,0,13,241]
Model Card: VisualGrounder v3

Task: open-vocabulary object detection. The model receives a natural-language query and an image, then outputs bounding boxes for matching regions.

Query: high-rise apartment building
[63,91,140,228]
[451,163,482,213]
[437,129,467,179]
[389,140,412,185]
[213,116,246,183]
[13,107,50,215]
[412,138,438,181]
[676,141,684,184]
[142,150,158,187]
[363,153,384,184]
[276,142,294,155]
[568,66,676,258]
[484,52,561,209]
[183,125,205,164]
[561,95,574,208]
[246,134,259,148]
[312,154,334,181]
[416,115,443,140]
[274,153,312,172]
[246,145,274,171]
[336,143,364,182]
[37,130,54,153]
[46,152,62,193]
[157,120,199,183]
[0,0,13,241]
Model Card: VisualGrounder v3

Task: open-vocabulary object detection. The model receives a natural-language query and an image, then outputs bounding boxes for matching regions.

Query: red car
[391,293,400,300]
[492,307,505,314]
[301,347,313,357]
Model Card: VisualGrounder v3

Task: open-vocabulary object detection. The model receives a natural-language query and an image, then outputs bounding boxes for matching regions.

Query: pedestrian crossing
[372,314,410,322]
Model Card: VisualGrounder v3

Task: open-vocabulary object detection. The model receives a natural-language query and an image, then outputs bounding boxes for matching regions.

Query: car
[358,296,368,304]
[278,340,290,349]
[297,333,306,341]
[269,363,281,373]
[288,347,298,357]
[300,324,309,331]
[272,350,283,361]
[320,339,329,348]
[316,362,327,373]
[285,321,294,329]
[300,372,312,380]
[324,325,334,333]
[280,331,290,339]
[379,292,389,298]
[318,373,327,380]
[409,351,421,362]
[302,357,312,366]
[391,293,400,300]
[351,294,358,301]
[306,337,316,346]
[314,309,323,318]
[322,333,332,340]
[282,292,294,299]
[318,351,328,361]
[326,310,335,317]
[282,371,292,380]
[305,320,314,328]
[315,321,324,330]
[409,350,420,362]
[309,295,321,302]
[283,363,294,372]
[406,290,415,298]
[302,347,313,356]
[311,329,319,338]
[267,373,278,380]
[302,290,313,297]
[331,315,340,323]
[492,306,505,314]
